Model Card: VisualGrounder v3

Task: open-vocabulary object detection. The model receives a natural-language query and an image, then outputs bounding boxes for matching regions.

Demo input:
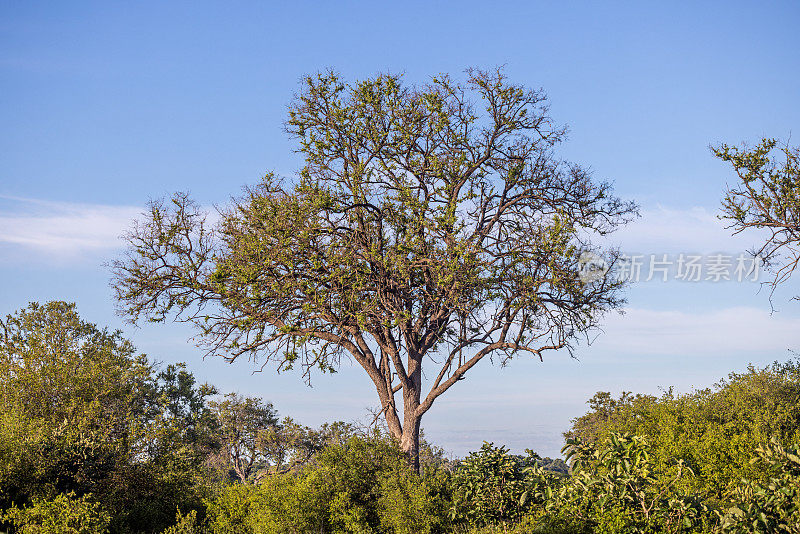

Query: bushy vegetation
[0,302,217,533]
[198,433,450,534]
[568,361,800,506]
[3,301,800,533]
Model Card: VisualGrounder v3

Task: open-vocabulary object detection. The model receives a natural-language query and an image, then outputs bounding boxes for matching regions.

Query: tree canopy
[113,68,637,467]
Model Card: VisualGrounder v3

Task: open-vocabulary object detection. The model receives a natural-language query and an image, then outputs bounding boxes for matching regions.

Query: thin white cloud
[610,204,765,254]
[597,306,800,356]
[0,196,140,257]
[0,199,750,256]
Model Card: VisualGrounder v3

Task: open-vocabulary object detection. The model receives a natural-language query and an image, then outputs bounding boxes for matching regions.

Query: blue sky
[2,1,799,457]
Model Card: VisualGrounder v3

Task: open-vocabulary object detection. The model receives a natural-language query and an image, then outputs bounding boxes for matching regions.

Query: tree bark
[399,411,422,472]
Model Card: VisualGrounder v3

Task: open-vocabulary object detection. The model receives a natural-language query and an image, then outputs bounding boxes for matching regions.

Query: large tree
[715,138,800,298]
[113,68,636,468]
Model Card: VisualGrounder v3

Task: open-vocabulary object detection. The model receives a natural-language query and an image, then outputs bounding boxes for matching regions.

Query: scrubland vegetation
[2,301,800,533]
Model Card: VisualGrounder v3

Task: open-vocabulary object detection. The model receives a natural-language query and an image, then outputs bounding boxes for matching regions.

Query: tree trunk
[399,413,422,472]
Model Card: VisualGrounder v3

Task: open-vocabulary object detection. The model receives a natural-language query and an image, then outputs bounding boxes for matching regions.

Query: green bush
[567,360,800,507]
[535,433,705,533]
[203,483,259,533]
[205,472,328,534]
[318,434,417,532]
[449,442,558,528]
[1,492,111,534]
[202,433,450,534]
[374,461,450,534]
[717,438,800,533]
[312,433,449,533]
[160,510,205,534]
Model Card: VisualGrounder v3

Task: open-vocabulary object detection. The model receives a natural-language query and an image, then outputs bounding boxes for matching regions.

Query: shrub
[202,433,449,533]
[2,492,111,534]
[375,462,450,534]
[203,483,260,534]
[717,438,800,533]
[161,510,205,534]
[567,360,800,506]
[539,433,705,533]
[450,442,558,528]
[315,433,449,533]
[235,472,328,534]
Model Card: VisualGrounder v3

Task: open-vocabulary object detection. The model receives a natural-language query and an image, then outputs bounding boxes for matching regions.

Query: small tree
[208,393,279,482]
[714,138,800,297]
[208,393,330,482]
[0,301,153,508]
[113,68,636,469]
[258,417,326,476]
